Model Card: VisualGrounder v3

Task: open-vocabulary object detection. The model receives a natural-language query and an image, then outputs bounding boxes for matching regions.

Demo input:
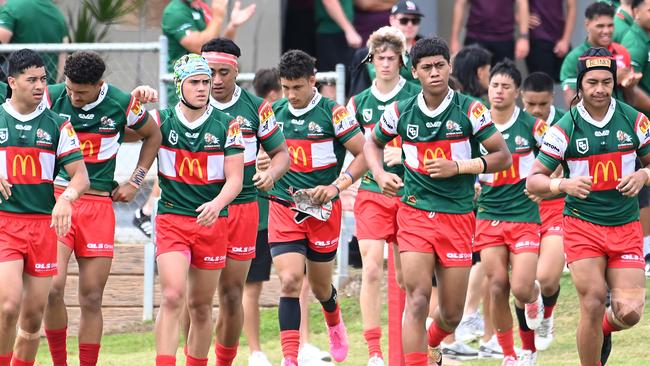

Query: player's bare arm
[196,151,244,227]
[0,27,12,44]
[131,85,159,104]
[312,132,367,204]
[364,133,403,197]
[112,115,162,202]
[527,160,592,200]
[178,0,228,53]
[253,142,289,192]
[52,159,89,237]
[618,152,650,197]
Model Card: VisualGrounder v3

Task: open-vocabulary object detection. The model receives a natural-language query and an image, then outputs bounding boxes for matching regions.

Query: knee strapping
[609,287,646,328]
[17,328,40,341]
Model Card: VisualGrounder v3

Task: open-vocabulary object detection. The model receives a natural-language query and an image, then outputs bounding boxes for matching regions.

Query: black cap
[576,47,617,90]
[391,0,424,17]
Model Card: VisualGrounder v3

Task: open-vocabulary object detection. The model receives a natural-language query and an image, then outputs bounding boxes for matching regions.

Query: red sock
[322,303,341,327]
[363,327,383,358]
[185,354,208,366]
[79,343,100,366]
[45,327,68,366]
[280,330,300,360]
[496,329,516,357]
[404,352,427,365]
[155,355,176,366]
[544,303,556,319]
[10,358,34,366]
[426,320,452,347]
[0,353,10,366]
[602,313,621,336]
[215,342,238,366]
[519,328,536,352]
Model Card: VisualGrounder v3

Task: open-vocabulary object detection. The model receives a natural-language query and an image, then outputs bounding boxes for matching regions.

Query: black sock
[515,304,531,331]
[279,297,301,330]
[320,284,338,313]
[542,286,560,307]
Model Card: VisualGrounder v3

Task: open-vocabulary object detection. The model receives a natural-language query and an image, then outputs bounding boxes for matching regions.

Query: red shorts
[155,214,228,270]
[474,220,541,254]
[268,199,342,254]
[563,216,644,269]
[396,203,475,267]
[0,212,57,276]
[226,201,259,260]
[55,188,114,257]
[354,190,400,243]
[540,198,564,238]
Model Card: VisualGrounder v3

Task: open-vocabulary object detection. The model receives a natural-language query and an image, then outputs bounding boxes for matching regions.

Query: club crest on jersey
[407,124,419,139]
[36,128,52,146]
[204,132,220,149]
[514,135,529,150]
[617,130,633,149]
[99,116,116,131]
[362,109,373,122]
[237,115,252,130]
[445,120,463,137]
[169,130,178,145]
[576,138,589,154]
[308,121,324,137]
[0,128,7,144]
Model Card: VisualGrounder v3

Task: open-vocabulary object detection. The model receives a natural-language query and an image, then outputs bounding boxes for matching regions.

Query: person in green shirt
[622,0,650,114]
[0,0,68,84]
[613,0,634,42]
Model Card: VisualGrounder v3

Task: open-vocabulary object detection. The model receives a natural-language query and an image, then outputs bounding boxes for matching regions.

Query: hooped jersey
[0,102,82,214]
[537,99,650,226]
[271,90,361,202]
[477,107,547,223]
[373,88,498,214]
[210,86,285,204]
[44,83,148,192]
[155,105,244,217]
[347,77,421,195]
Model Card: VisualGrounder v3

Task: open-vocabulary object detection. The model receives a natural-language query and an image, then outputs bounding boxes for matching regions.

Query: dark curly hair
[279,50,316,80]
[8,49,45,77]
[489,58,522,88]
[585,2,614,20]
[411,37,450,67]
[64,51,106,84]
[201,38,242,57]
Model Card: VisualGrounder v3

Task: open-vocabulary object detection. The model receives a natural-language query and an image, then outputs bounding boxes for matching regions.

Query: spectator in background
[613,0,635,43]
[161,0,256,106]
[0,0,68,84]
[450,0,530,64]
[526,0,576,81]
[353,0,395,45]
[622,0,650,113]
[282,0,316,55]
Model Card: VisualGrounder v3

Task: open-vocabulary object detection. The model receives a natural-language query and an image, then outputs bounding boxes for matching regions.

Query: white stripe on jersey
[158,148,177,178]
[451,140,472,160]
[518,151,535,178]
[0,150,6,178]
[243,136,257,164]
[57,122,81,158]
[403,144,418,169]
[312,141,336,168]
[207,155,225,181]
[98,133,121,161]
[39,152,55,181]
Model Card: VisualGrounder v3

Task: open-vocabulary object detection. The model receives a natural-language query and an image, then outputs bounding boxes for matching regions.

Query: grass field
[34,275,650,365]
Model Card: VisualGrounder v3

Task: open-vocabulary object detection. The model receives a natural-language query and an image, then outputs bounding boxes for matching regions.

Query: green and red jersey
[271,90,362,202]
[43,83,148,193]
[373,88,498,214]
[537,99,650,226]
[477,107,547,223]
[155,105,244,217]
[347,77,421,195]
[210,86,285,205]
[613,6,634,43]
[0,102,83,214]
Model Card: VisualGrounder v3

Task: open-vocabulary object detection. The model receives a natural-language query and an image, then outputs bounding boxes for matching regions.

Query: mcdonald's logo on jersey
[493,165,517,182]
[288,146,308,167]
[591,159,620,191]
[12,154,36,177]
[423,147,447,163]
[80,140,95,157]
[179,157,204,179]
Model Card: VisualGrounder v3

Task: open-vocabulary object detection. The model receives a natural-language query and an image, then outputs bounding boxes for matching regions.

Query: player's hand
[621,69,642,88]
[617,170,647,197]
[256,150,271,171]
[384,146,402,167]
[345,29,363,48]
[253,170,274,192]
[229,1,256,28]
[131,85,158,103]
[111,182,138,202]
[51,198,72,237]
[0,177,12,202]
[310,185,339,204]
[473,182,482,201]
[196,199,223,227]
[426,159,458,178]
[528,13,541,29]
[524,189,543,203]
[211,0,228,21]
[561,176,592,199]
[375,171,403,197]
[553,38,570,58]
[515,38,529,60]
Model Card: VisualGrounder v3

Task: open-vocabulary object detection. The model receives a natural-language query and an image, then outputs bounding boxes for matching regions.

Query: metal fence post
[158,35,169,109]
[142,201,157,321]
[335,63,346,105]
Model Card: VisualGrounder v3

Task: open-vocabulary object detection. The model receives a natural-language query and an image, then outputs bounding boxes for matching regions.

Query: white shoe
[455,312,485,342]
[501,355,517,366]
[525,281,544,330]
[535,315,554,351]
[478,335,504,359]
[248,351,272,366]
[516,350,537,366]
[367,354,385,366]
[441,340,479,360]
[298,343,332,363]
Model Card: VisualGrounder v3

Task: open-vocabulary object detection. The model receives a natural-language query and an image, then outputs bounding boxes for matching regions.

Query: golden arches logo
[12,154,36,176]
[288,146,308,166]
[494,165,516,180]
[80,140,94,157]
[179,158,203,178]
[593,160,618,184]
[423,148,446,164]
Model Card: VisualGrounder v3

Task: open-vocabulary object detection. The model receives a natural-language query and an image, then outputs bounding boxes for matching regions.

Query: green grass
[34,275,650,365]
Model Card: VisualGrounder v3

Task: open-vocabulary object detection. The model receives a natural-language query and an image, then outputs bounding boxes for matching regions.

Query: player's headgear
[359,26,408,68]
[576,47,617,91]
[173,53,212,110]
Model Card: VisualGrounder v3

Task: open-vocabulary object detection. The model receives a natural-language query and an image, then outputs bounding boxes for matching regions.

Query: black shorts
[526,39,563,81]
[270,239,337,262]
[246,230,272,283]
[315,32,354,72]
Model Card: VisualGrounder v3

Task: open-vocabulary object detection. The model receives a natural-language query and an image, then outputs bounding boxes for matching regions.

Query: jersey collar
[288,88,321,117]
[576,98,616,129]
[370,77,406,102]
[210,85,241,110]
[2,100,47,122]
[175,103,213,130]
[494,106,520,132]
[417,87,453,118]
[79,82,108,112]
